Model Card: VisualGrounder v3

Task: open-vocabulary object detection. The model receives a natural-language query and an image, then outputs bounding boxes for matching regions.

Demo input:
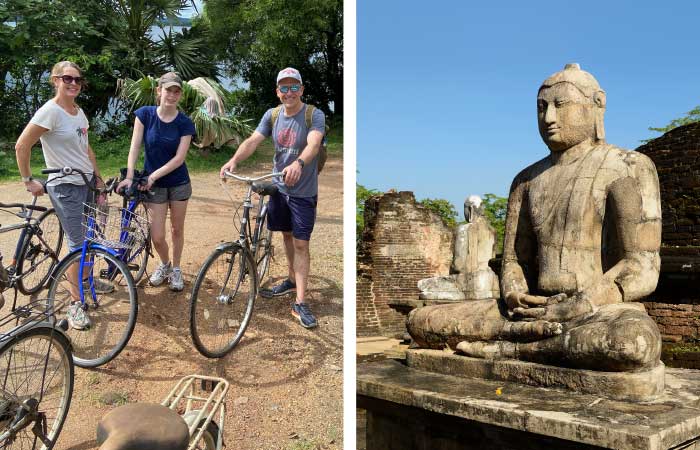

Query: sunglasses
[278,84,301,94]
[55,75,85,85]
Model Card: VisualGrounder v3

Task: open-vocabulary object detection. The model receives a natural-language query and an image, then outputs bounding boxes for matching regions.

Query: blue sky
[357,1,700,212]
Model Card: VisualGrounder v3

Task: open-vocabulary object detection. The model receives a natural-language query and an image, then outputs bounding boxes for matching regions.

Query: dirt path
[0,156,343,450]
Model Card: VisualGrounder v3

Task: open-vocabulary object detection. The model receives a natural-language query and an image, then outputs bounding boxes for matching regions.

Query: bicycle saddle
[96,403,189,450]
[252,181,278,196]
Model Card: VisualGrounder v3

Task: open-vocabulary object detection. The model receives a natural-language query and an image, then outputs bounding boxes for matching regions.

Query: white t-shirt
[29,100,93,186]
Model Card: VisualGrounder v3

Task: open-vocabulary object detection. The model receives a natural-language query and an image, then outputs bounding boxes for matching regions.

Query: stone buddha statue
[408,64,663,372]
[418,195,500,301]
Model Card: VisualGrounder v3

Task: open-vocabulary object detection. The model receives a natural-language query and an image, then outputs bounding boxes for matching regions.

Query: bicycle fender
[214,242,242,252]
[0,322,72,353]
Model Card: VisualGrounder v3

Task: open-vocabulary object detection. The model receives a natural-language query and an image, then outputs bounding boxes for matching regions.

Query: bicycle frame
[39,166,146,307]
[0,198,54,288]
[236,182,269,253]
[0,199,60,312]
[76,196,146,306]
[225,171,283,252]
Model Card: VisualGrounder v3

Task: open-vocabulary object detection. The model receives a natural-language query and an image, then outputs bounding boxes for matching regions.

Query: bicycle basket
[82,203,149,251]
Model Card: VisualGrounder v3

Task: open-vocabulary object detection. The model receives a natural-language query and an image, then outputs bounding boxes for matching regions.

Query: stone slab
[357,360,700,450]
[406,349,665,402]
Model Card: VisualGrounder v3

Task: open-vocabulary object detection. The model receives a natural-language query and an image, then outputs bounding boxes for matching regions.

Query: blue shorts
[267,192,317,241]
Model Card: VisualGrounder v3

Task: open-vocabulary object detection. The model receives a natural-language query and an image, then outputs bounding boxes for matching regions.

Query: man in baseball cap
[220,67,326,329]
[277,67,302,84]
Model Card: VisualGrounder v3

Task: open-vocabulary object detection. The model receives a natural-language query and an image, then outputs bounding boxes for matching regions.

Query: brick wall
[357,192,453,337]
[636,122,700,343]
[636,122,700,247]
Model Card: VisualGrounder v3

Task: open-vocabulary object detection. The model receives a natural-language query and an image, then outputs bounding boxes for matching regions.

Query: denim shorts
[147,182,192,204]
[267,192,317,241]
[47,182,91,251]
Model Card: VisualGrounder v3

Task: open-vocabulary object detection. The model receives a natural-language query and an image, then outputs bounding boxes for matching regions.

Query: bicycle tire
[191,419,220,450]
[124,202,150,284]
[47,248,138,368]
[0,326,74,450]
[189,245,256,358]
[17,209,64,295]
[253,210,273,286]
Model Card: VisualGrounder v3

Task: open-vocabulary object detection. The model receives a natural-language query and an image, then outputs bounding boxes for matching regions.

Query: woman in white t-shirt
[15,61,108,330]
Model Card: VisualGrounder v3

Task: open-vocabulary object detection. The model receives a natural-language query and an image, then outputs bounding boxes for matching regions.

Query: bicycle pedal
[57,319,69,332]
[99,269,113,279]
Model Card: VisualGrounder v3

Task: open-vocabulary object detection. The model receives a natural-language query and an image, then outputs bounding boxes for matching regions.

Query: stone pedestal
[406,349,665,402]
[357,360,700,450]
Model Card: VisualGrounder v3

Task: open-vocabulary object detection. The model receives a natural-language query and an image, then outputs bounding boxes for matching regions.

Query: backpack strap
[304,104,315,129]
[270,105,283,130]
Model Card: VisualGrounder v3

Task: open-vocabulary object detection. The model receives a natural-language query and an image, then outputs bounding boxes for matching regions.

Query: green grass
[0,121,342,182]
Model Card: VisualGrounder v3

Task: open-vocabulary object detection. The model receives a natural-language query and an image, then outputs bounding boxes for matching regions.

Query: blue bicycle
[44,167,147,368]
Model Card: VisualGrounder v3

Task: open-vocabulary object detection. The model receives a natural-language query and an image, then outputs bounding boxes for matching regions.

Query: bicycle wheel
[0,326,74,449]
[190,245,256,358]
[17,209,64,295]
[191,419,219,450]
[47,248,138,368]
[253,211,273,286]
[124,202,150,284]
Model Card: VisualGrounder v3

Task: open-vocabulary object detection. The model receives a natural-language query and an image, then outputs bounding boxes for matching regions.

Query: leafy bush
[481,193,507,254]
[419,198,458,228]
[357,183,380,239]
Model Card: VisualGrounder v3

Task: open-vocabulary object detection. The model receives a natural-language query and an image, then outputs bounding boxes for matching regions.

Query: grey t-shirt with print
[255,104,325,198]
[30,100,92,186]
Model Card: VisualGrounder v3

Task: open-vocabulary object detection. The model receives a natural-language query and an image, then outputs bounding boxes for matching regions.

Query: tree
[419,198,458,228]
[0,0,116,135]
[202,0,343,119]
[356,182,380,241]
[118,75,252,149]
[105,0,220,80]
[646,106,700,141]
[481,193,507,254]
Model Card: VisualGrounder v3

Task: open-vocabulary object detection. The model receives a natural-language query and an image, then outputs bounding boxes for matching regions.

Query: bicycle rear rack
[161,374,229,450]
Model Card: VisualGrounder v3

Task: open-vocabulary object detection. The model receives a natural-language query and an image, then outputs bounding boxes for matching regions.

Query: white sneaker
[169,266,184,292]
[150,261,172,286]
[67,302,91,330]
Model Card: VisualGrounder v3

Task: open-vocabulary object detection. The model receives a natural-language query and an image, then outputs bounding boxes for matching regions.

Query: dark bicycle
[189,171,282,358]
[0,197,63,302]
[0,299,74,449]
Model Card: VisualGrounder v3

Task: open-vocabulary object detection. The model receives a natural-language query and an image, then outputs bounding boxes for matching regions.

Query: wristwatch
[296,158,305,169]
[21,175,33,183]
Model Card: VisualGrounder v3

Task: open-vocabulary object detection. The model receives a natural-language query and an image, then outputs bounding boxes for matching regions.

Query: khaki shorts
[147,182,192,204]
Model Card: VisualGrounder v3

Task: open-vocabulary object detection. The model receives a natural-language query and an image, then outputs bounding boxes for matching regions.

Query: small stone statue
[408,64,663,372]
[418,195,499,300]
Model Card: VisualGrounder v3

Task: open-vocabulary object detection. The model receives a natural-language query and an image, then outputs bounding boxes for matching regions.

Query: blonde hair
[50,61,83,78]
[50,61,85,95]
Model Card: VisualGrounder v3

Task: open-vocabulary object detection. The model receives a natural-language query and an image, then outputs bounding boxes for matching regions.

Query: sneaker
[260,279,296,298]
[150,261,172,286]
[66,302,91,330]
[169,266,184,292]
[291,301,318,329]
[83,278,114,294]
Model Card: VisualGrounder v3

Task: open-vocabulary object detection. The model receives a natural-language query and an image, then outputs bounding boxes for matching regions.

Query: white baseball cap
[276,67,302,84]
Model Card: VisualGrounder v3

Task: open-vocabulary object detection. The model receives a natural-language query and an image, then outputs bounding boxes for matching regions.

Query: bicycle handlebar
[0,202,47,212]
[41,167,112,194]
[223,171,284,183]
